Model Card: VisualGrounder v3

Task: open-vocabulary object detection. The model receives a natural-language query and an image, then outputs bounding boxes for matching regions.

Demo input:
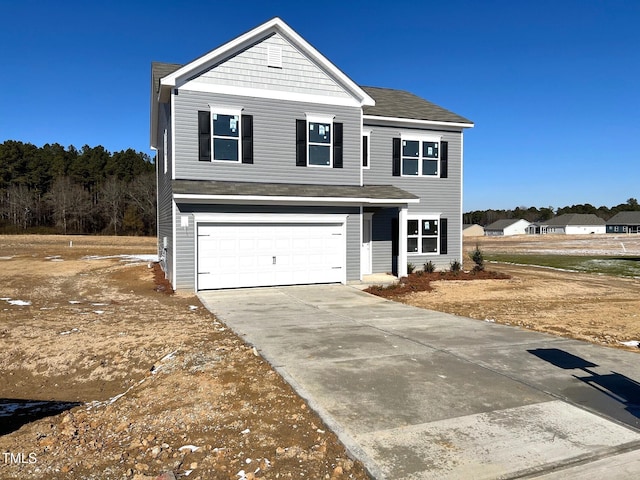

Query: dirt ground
[0,235,368,480]
[399,234,640,351]
[2,234,639,480]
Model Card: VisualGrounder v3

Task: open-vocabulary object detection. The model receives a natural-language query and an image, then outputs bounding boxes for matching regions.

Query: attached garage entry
[196,216,346,290]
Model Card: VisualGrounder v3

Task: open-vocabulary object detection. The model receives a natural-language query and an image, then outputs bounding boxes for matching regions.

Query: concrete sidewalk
[199,285,640,479]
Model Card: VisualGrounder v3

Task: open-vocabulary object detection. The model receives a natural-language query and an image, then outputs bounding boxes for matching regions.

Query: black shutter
[392,138,401,176]
[440,141,448,178]
[391,218,399,256]
[440,218,448,254]
[241,115,253,164]
[333,122,343,168]
[198,111,211,161]
[296,119,306,167]
[362,135,368,167]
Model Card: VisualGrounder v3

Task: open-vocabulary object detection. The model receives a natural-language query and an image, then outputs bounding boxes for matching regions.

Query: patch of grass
[487,254,640,278]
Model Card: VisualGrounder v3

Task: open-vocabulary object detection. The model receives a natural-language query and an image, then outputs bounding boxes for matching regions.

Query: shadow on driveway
[528,348,640,423]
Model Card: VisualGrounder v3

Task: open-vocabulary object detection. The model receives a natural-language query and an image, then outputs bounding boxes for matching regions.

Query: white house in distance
[527,214,606,235]
[484,219,530,236]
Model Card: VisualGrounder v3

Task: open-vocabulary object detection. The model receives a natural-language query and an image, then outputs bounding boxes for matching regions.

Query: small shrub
[449,259,462,274]
[424,261,436,273]
[470,244,485,272]
[407,263,416,274]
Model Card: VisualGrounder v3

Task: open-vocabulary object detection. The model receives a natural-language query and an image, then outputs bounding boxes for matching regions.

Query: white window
[210,106,242,162]
[306,114,334,167]
[402,136,440,176]
[407,216,440,255]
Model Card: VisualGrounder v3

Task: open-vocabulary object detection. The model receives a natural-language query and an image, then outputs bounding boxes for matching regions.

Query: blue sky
[1,0,638,211]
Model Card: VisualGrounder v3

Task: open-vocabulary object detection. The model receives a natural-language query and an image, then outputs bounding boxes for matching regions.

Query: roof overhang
[172,180,419,206]
[158,17,375,108]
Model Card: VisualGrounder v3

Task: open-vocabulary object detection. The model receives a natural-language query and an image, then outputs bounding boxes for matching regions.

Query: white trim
[181,81,363,108]
[361,211,373,277]
[193,212,349,289]
[193,212,347,224]
[305,113,334,168]
[364,114,474,129]
[460,131,464,261]
[398,207,408,277]
[400,134,442,177]
[171,200,178,289]
[160,18,375,107]
[163,128,168,174]
[209,105,243,163]
[362,129,371,170]
[170,91,176,180]
[406,214,442,256]
[173,193,419,205]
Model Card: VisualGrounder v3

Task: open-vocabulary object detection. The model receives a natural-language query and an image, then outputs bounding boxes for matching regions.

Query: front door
[361,216,372,275]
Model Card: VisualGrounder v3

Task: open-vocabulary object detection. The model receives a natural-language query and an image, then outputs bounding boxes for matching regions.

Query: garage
[197,219,346,290]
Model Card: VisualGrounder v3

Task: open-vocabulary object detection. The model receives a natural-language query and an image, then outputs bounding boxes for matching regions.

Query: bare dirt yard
[390,234,640,352]
[0,235,368,480]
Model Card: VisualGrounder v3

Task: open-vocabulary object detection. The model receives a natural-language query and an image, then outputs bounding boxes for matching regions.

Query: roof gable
[159,17,374,107]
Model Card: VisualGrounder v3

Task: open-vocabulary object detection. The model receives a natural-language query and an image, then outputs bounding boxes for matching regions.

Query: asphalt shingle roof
[545,214,606,226]
[361,86,473,124]
[485,219,525,230]
[606,211,640,225]
[172,180,418,201]
[151,63,472,125]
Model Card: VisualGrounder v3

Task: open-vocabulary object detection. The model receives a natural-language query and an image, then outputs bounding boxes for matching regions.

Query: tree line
[464,198,640,226]
[0,140,156,235]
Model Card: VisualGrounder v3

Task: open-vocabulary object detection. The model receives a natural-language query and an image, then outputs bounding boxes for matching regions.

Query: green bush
[470,245,485,272]
[449,259,462,274]
[424,261,436,273]
[407,263,416,274]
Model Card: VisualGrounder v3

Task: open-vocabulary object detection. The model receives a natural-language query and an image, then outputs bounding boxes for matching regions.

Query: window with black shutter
[241,115,253,164]
[440,218,448,254]
[333,123,343,168]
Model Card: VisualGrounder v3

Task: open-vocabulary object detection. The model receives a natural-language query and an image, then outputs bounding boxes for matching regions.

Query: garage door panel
[197,221,345,290]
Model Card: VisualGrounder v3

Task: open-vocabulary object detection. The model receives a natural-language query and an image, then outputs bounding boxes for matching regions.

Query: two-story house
[150,18,473,291]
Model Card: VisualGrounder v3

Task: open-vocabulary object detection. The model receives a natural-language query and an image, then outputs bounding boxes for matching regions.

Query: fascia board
[160,17,375,107]
[173,193,419,205]
[364,115,474,129]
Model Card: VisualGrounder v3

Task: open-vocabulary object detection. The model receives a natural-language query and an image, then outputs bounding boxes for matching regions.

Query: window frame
[400,135,442,177]
[406,215,441,255]
[362,129,371,169]
[305,114,334,168]
[209,106,243,163]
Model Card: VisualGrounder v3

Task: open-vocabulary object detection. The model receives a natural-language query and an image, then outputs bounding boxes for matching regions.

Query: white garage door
[197,221,345,290]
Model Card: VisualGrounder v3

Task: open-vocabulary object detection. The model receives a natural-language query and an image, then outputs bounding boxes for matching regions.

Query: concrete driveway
[199,284,640,479]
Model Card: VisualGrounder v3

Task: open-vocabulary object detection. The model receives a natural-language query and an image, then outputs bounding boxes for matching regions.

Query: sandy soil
[0,235,368,480]
[400,235,640,351]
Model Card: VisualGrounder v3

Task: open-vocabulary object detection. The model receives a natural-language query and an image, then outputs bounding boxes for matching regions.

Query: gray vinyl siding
[156,103,174,281]
[365,124,463,271]
[173,90,361,186]
[195,33,350,100]
[174,203,360,291]
[371,208,397,274]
